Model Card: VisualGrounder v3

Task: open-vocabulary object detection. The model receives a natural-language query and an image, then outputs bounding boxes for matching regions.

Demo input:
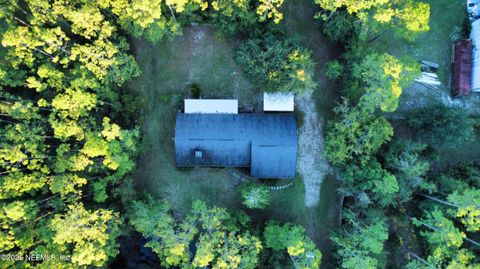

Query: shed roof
[184,99,238,114]
[263,92,294,111]
[471,20,480,91]
[452,40,472,97]
[174,113,297,179]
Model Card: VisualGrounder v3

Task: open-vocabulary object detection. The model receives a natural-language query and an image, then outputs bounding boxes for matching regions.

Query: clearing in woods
[130,0,341,266]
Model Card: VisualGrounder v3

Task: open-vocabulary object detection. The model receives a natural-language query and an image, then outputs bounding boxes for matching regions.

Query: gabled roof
[471,20,480,91]
[174,113,297,179]
[452,40,472,97]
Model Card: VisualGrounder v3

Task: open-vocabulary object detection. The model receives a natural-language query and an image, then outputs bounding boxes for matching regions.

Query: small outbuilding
[184,99,238,114]
[174,113,297,179]
[471,19,480,92]
[452,39,473,97]
[263,92,294,112]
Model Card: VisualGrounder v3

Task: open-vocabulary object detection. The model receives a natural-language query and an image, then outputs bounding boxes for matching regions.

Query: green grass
[372,0,466,83]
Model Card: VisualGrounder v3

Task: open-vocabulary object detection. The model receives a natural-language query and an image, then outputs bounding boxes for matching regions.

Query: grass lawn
[373,0,467,83]
[129,0,341,266]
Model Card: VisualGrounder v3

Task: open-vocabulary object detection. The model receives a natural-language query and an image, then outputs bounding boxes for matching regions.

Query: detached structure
[471,19,480,92]
[452,40,473,96]
[263,92,294,112]
[184,99,238,114]
[174,113,297,179]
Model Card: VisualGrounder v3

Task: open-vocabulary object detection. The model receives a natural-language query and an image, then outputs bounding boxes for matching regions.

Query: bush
[325,60,343,80]
[406,104,475,149]
[234,33,316,93]
[239,182,271,209]
[190,84,201,98]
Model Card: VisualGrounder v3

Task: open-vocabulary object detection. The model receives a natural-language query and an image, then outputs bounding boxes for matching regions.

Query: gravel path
[297,90,331,207]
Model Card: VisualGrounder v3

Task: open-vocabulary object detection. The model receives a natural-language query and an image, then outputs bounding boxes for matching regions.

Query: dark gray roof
[175,113,297,179]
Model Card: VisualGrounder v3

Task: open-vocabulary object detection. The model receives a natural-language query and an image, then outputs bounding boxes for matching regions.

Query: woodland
[0,0,478,269]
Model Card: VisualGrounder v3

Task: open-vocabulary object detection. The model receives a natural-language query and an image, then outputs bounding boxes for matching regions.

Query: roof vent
[195,150,203,158]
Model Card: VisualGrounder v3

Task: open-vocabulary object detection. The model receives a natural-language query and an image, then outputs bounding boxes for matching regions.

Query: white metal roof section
[468,0,480,18]
[471,20,480,92]
[184,99,238,114]
[263,92,294,111]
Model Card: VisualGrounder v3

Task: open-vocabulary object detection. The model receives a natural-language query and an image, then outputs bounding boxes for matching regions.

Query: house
[471,19,480,92]
[452,39,473,96]
[174,113,297,179]
[263,92,294,111]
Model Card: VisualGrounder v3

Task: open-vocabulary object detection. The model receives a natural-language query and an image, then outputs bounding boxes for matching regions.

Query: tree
[325,99,393,166]
[331,213,388,269]
[406,104,475,149]
[234,33,316,94]
[353,53,420,112]
[48,203,122,267]
[315,0,430,42]
[342,158,399,208]
[0,2,141,268]
[421,189,480,233]
[240,182,271,209]
[130,198,262,269]
[264,223,322,269]
[207,0,257,37]
[256,0,284,24]
[320,10,358,43]
[385,140,434,203]
[447,189,480,232]
[411,208,480,268]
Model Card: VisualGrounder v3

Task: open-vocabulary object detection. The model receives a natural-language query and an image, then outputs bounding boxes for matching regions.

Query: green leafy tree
[421,189,480,233]
[315,0,430,41]
[256,0,284,24]
[208,0,257,37]
[325,99,393,166]
[264,223,322,269]
[240,182,271,209]
[130,198,262,269]
[321,10,358,43]
[385,140,434,203]
[353,53,420,112]
[0,2,141,268]
[342,158,399,208]
[411,208,480,268]
[235,33,316,93]
[48,203,122,267]
[331,213,388,269]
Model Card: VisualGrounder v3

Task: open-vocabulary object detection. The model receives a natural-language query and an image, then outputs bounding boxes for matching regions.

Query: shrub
[240,182,271,209]
[325,60,343,80]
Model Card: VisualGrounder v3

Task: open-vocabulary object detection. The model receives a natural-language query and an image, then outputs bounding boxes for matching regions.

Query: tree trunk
[368,29,389,44]
[402,246,433,267]
[419,193,458,208]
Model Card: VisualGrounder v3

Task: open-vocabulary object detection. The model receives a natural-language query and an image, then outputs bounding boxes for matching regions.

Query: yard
[129,0,341,266]
[378,0,480,171]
